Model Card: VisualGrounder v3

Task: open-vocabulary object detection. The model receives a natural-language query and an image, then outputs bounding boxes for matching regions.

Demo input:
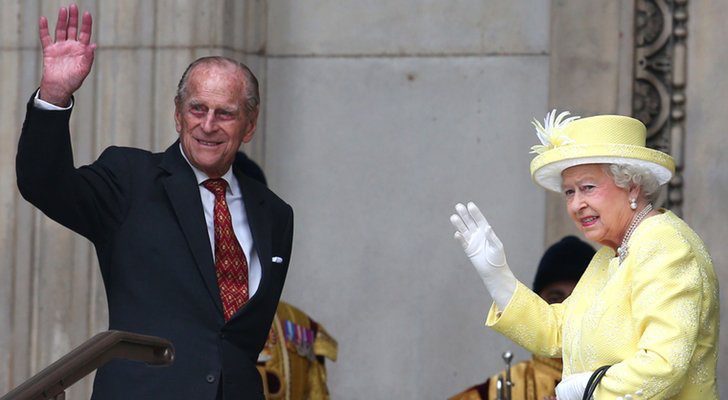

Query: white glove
[450,202,516,310]
[555,371,592,400]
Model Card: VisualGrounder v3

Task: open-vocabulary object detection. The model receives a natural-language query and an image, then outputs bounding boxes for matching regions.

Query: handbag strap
[582,365,611,400]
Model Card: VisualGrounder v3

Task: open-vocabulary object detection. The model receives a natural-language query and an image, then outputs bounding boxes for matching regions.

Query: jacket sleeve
[16,94,130,244]
[595,229,703,399]
[485,280,566,358]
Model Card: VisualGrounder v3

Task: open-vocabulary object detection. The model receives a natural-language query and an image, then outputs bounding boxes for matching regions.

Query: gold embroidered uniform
[448,355,562,400]
[257,302,337,400]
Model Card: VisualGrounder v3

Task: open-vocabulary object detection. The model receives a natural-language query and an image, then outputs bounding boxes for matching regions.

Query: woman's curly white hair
[603,164,662,203]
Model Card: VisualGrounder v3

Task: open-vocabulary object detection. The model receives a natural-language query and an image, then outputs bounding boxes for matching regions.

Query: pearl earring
[629,198,637,210]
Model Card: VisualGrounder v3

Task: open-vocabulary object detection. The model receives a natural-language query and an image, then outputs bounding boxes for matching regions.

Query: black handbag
[582,365,611,400]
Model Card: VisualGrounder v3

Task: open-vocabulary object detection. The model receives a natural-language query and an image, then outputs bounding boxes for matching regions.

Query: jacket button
[206,374,216,383]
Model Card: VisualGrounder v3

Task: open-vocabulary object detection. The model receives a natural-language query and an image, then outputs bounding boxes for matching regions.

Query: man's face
[175,64,257,178]
[538,281,577,304]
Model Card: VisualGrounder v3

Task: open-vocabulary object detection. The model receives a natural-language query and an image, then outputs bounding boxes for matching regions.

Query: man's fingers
[67,4,79,40]
[83,43,97,67]
[78,11,93,45]
[55,7,68,41]
[39,17,52,48]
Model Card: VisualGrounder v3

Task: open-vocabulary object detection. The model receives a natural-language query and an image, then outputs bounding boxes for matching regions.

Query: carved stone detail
[633,0,687,215]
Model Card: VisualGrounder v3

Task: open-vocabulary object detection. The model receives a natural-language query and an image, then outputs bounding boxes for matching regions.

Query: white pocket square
[272,256,284,264]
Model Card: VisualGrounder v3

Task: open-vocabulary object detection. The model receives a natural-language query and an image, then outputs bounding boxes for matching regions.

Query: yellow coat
[486,210,719,399]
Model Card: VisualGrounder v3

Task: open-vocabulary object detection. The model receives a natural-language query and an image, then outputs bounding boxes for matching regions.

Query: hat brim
[530,144,675,192]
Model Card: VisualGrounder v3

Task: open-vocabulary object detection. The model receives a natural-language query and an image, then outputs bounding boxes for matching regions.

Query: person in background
[450,110,719,399]
[449,236,594,400]
[257,301,338,400]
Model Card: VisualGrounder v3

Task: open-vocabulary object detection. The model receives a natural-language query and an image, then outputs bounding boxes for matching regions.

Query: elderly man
[16,5,293,400]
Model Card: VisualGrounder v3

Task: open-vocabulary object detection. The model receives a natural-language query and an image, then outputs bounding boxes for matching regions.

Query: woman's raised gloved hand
[450,202,517,310]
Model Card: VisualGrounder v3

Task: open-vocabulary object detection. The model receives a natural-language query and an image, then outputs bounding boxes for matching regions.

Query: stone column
[684,2,728,396]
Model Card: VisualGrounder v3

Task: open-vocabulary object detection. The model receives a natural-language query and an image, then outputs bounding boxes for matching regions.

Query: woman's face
[561,164,635,249]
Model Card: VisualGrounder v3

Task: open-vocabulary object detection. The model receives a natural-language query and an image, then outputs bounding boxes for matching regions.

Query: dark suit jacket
[16,96,294,400]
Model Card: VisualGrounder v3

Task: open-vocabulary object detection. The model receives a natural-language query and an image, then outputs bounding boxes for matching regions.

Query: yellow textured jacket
[486,211,719,399]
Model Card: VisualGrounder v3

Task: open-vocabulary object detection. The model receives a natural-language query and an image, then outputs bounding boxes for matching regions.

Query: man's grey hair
[603,163,662,203]
[174,56,260,113]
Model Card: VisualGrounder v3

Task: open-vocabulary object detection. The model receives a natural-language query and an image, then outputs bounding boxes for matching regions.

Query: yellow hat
[529,110,675,192]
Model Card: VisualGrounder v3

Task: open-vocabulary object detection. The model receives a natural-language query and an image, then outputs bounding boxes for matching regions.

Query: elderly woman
[450,111,719,399]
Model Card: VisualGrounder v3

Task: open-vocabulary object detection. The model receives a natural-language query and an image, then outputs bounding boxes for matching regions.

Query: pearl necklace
[616,203,653,264]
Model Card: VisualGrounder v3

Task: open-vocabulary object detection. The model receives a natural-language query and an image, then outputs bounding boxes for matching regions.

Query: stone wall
[263,1,549,398]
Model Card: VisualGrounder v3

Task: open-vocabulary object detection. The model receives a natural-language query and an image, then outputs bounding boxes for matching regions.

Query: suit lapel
[233,168,272,314]
[159,142,223,316]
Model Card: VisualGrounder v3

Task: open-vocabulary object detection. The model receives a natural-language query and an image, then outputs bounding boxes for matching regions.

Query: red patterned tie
[203,178,249,321]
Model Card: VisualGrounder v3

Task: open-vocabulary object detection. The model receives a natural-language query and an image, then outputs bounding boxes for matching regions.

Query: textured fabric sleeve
[17,95,130,243]
[485,280,565,358]
[595,228,702,399]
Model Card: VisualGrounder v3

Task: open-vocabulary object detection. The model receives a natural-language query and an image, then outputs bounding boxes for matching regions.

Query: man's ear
[242,107,259,143]
[174,103,182,133]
